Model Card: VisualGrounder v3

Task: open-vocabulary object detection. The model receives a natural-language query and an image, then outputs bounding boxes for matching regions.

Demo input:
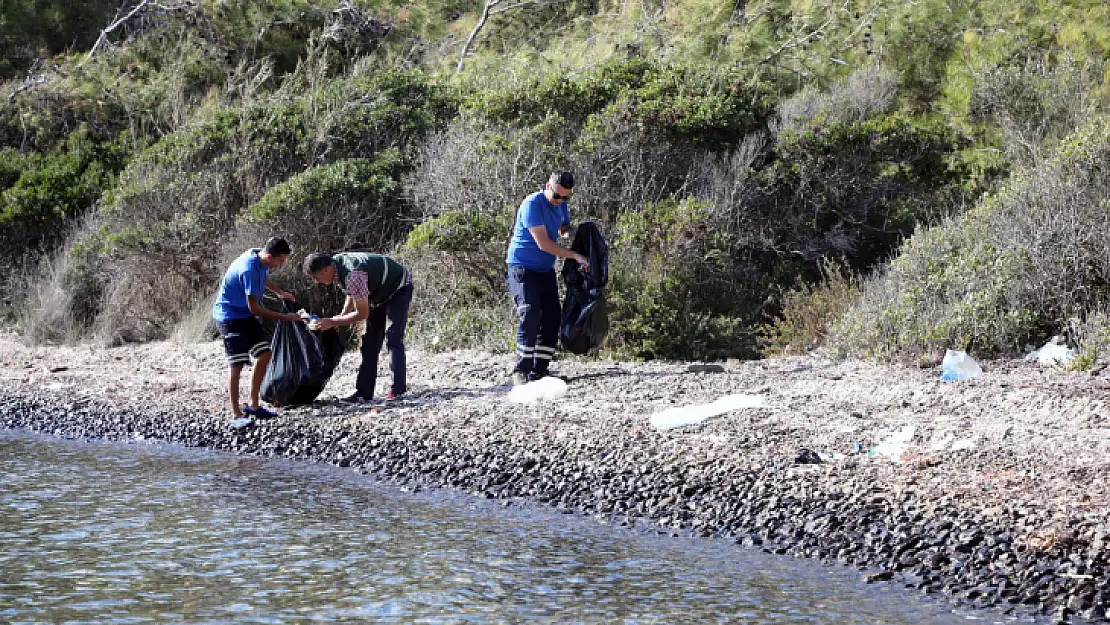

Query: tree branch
[8,75,49,105]
[458,0,501,72]
[85,0,152,64]
[457,0,567,71]
[758,0,850,66]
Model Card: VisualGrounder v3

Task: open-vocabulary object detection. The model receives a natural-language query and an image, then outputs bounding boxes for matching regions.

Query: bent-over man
[303,251,413,404]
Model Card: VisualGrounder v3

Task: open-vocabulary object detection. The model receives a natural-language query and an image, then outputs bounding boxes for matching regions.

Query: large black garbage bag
[560,221,609,355]
[261,318,345,406]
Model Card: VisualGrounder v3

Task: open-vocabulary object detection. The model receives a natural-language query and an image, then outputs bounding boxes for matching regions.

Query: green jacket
[334,252,406,306]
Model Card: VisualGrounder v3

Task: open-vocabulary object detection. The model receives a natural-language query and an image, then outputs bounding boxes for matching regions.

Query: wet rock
[864,570,894,583]
[686,363,725,374]
[794,448,823,465]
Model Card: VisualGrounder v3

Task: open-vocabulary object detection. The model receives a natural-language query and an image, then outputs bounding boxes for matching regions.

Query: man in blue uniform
[505,172,590,385]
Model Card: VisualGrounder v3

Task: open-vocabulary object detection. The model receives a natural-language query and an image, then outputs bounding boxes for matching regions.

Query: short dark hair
[262,237,291,256]
[549,171,574,189]
[303,252,335,276]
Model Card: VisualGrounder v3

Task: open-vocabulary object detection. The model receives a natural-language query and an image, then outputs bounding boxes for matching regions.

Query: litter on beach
[1025,336,1074,367]
[508,376,569,404]
[927,433,977,453]
[649,394,766,430]
[868,425,917,461]
[939,350,982,381]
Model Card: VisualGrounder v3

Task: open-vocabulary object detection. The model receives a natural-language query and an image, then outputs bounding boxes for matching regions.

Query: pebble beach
[2,334,1109,623]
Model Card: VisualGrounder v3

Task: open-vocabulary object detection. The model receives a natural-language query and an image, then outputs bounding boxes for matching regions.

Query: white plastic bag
[869,425,917,461]
[649,394,765,430]
[1025,336,1073,367]
[940,349,982,381]
[508,376,568,404]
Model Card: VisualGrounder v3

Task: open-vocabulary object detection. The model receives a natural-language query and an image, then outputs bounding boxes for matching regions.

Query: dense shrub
[404,66,979,360]
[606,198,759,359]
[775,65,900,137]
[399,205,516,350]
[22,69,455,343]
[463,59,773,146]
[830,117,1110,360]
[0,130,134,254]
[759,260,862,356]
[769,113,972,263]
[967,55,1101,168]
[0,0,120,79]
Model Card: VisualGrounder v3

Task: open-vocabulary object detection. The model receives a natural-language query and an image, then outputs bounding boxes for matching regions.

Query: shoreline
[2,336,1109,623]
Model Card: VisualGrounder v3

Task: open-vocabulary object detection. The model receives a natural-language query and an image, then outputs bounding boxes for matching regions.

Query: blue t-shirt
[506,191,571,271]
[212,249,268,323]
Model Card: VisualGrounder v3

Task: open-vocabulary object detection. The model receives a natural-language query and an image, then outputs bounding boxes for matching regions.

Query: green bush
[761,113,974,266]
[462,59,773,145]
[0,0,120,79]
[759,260,862,356]
[236,151,411,313]
[830,116,1110,360]
[967,55,1100,168]
[0,130,134,253]
[460,59,658,126]
[607,198,757,360]
[24,68,457,342]
[317,70,460,159]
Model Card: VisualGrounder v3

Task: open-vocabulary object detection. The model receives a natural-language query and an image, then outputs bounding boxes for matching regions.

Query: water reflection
[0,431,1021,624]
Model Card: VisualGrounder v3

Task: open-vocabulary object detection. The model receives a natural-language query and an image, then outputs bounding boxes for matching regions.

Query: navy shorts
[215,317,270,367]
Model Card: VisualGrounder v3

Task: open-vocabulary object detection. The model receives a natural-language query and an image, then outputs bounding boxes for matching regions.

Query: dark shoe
[386,391,404,401]
[339,393,372,404]
[243,404,278,420]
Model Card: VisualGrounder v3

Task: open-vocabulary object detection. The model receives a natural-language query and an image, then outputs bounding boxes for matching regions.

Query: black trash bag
[560,221,610,355]
[261,311,346,407]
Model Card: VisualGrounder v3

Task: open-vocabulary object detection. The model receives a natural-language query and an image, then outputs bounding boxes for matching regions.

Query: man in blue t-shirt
[505,171,590,385]
[212,237,303,428]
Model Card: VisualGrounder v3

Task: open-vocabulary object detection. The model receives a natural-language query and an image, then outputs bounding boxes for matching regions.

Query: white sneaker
[230,416,254,430]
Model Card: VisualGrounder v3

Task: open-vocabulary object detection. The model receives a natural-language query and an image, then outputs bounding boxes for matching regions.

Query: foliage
[462,59,774,147]
[759,259,862,356]
[0,129,135,253]
[830,117,1110,360]
[5,0,1110,362]
[0,0,121,79]
[607,198,757,359]
[21,68,454,342]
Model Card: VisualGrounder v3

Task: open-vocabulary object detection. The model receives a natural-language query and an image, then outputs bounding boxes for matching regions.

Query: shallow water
[0,430,1025,624]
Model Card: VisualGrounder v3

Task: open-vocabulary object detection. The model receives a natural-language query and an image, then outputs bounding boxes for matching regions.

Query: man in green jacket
[303,251,413,403]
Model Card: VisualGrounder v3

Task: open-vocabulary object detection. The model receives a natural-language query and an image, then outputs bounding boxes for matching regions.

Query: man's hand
[574,253,590,273]
[315,317,339,330]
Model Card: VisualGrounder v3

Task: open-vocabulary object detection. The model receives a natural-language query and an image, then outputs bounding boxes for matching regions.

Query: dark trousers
[506,265,559,377]
[355,283,413,399]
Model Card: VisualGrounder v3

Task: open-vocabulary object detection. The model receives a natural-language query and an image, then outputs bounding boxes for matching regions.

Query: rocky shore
[2,334,1109,623]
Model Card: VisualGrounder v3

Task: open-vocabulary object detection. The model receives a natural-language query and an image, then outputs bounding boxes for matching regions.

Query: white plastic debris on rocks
[868,425,917,461]
[649,394,766,431]
[940,350,982,381]
[1025,336,1074,367]
[927,433,977,453]
[508,376,569,404]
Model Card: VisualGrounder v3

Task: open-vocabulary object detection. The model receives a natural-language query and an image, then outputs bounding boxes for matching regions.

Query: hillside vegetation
[2,0,1108,362]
